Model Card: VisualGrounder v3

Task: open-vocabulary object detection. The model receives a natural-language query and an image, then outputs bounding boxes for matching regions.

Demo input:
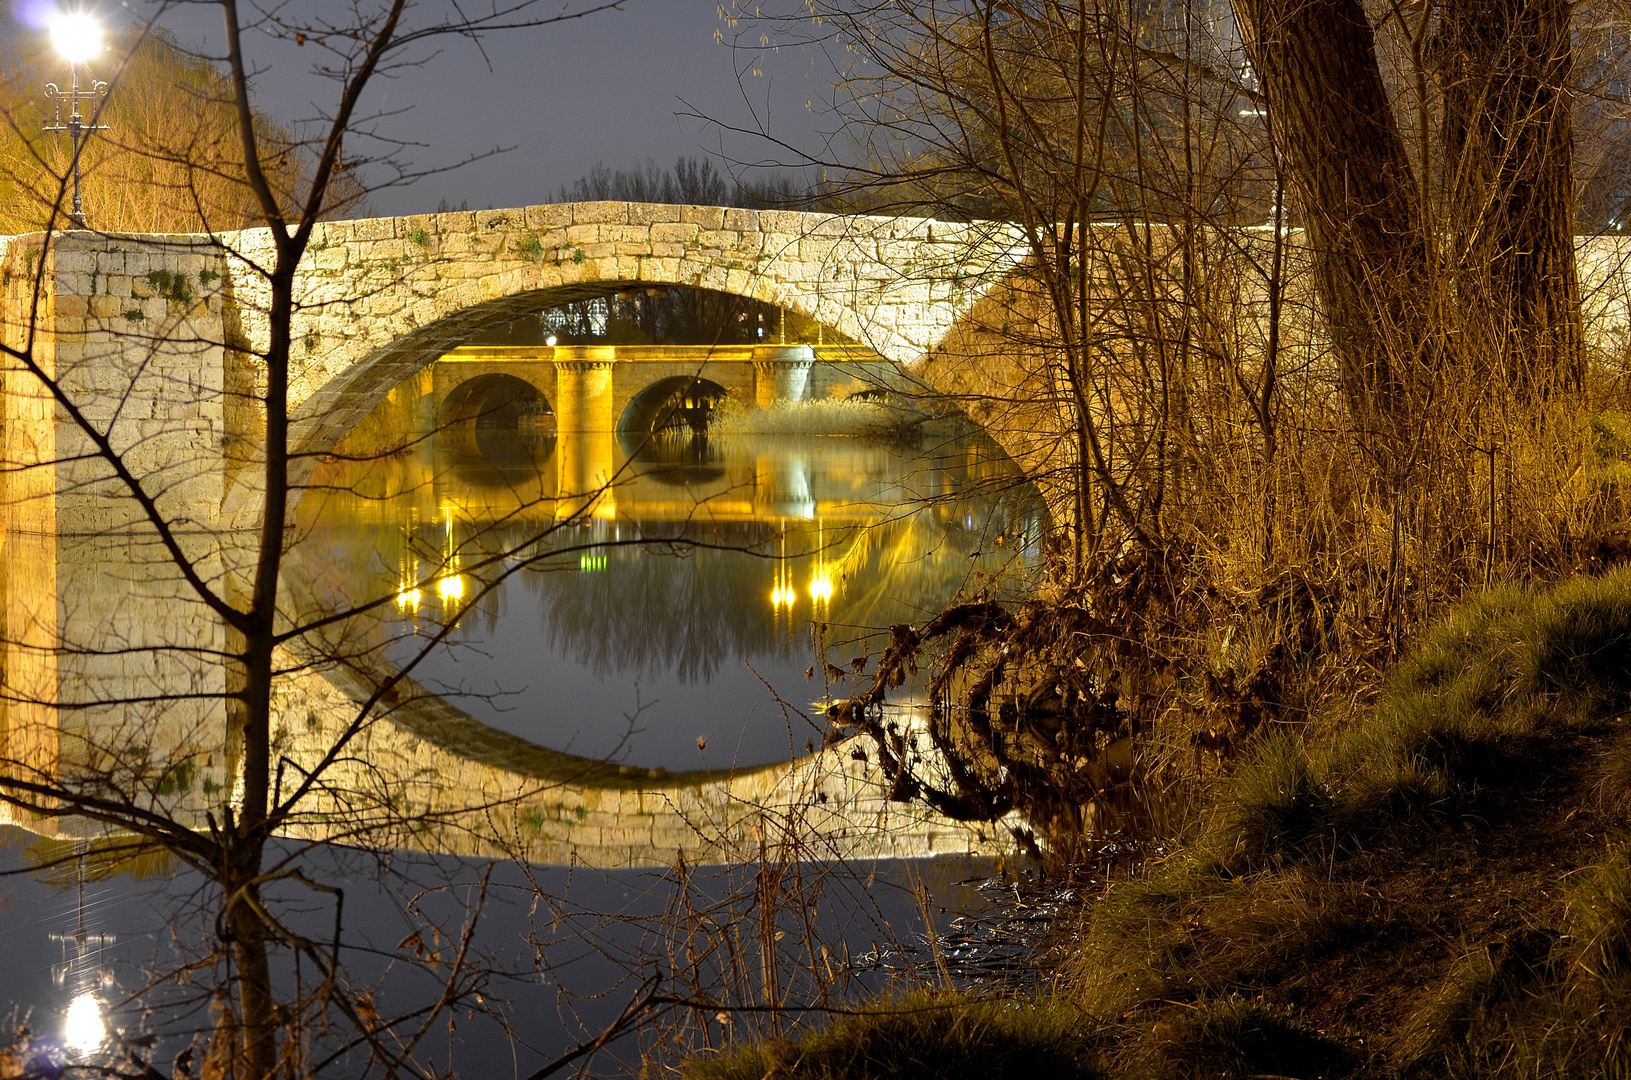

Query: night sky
[8,0,841,215]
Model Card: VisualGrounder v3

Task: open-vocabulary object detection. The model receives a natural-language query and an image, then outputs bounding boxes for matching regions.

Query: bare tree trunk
[1230,0,1431,467]
[228,873,277,1080]
[1437,0,1582,394]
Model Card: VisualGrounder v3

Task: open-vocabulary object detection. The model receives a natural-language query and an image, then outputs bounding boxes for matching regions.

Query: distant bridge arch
[618,374,729,436]
[438,371,552,432]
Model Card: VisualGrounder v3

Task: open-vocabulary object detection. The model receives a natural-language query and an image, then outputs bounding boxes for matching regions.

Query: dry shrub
[709,395,936,439]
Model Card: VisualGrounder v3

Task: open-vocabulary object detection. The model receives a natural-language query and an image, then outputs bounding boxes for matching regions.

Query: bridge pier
[752,345,814,408]
[553,347,617,519]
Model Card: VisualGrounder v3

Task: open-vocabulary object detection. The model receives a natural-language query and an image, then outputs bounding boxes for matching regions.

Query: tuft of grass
[1206,733,1333,872]
[1568,841,1631,993]
[1140,995,1354,1079]
[1529,570,1631,702]
[683,992,1105,1080]
[1069,865,1378,1016]
[1211,566,1631,860]
[1389,848,1631,1080]
[1391,928,1565,1075]
[1594,726,1631,814]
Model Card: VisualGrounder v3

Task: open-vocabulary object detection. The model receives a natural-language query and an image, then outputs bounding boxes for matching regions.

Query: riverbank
[686,563,1631,1078]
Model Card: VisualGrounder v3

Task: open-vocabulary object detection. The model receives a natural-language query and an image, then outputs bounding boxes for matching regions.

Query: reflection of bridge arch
[618,375,728,437]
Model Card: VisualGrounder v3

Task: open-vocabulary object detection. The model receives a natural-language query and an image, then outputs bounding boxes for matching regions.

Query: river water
[1,368,1054,1076]
[293,416,1043,771]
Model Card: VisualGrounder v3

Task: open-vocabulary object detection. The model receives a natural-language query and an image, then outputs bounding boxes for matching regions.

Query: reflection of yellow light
[65,993,104,1055]
[395,586,421,612]
[809,570,834,602]
[771,584,797,607]
[436,505,466,604]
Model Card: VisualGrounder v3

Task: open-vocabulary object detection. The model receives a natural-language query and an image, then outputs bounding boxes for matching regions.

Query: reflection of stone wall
[0,468,1014,864]
[0,530,231,839]
[267,650,1015,866]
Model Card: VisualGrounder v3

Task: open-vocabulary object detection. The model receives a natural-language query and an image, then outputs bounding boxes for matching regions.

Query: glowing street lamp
[42,11,108,229]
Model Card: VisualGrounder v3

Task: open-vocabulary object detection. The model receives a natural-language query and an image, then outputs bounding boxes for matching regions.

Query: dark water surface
[294,424,1042,769]
[0,830,1011,1078]
[0,402,1052,1073]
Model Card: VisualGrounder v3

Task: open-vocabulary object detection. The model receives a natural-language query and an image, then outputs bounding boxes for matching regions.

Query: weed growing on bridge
[142,269,192,305]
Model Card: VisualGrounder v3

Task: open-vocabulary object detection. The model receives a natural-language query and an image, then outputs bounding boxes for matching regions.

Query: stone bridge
[428,343,895,433]
[0,202,1046,866]
[0,201,1041,536]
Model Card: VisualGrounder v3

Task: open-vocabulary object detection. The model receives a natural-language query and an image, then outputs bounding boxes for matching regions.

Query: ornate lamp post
[42,12,108,229]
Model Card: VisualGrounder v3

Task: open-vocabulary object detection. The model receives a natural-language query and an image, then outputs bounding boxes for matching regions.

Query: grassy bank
[686,564,1631,1078]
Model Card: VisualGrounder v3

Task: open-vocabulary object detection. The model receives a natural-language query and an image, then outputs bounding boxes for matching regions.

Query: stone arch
[617,375,729,437]
[219,202,1037,530]
[438,371,553,433]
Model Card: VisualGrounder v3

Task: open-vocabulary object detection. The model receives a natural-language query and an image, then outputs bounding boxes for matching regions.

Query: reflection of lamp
[438,505,464,607]
[396,537,421,614]
[64,993,105,1056]
[770,523,796,607]
[50,843,113,1058]
[808,520,834,604]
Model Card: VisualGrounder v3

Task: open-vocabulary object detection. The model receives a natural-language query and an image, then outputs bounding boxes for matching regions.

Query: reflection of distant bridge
[312,432,997,527]
[429,343,894,435]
